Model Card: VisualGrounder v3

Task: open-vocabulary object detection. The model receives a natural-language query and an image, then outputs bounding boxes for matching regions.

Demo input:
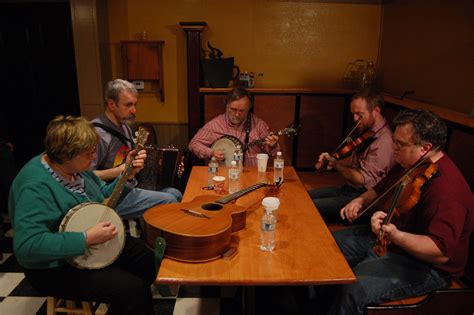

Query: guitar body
[59,202,126,269]
[143,195,247,262]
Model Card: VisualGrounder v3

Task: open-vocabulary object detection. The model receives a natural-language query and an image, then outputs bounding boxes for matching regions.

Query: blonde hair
[44,116,99,164]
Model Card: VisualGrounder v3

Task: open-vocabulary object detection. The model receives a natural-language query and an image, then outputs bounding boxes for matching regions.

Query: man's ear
[421,142,433,154]
[373,106,381,116]
[106,99,115,111]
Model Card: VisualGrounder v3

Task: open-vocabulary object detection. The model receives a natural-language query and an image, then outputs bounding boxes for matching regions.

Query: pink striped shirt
[188,113,279,167]
[350,118,396,190]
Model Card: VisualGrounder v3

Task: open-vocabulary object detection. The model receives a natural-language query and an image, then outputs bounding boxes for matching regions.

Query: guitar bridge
[180,209,211,219]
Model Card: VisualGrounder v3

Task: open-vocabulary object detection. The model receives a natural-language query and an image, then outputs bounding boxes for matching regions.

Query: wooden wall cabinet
[121,40,164,101]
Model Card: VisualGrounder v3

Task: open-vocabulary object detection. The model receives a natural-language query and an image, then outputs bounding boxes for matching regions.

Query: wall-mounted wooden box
[121,40,164,101]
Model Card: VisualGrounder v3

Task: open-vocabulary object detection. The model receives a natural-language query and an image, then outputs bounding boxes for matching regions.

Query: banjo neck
[242,138,264,151]
[105,127,149,209]
[105,159,135,209]
[242,127,298,151]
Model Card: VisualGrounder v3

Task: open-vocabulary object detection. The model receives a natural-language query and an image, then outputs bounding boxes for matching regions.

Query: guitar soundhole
[201,203,223,211]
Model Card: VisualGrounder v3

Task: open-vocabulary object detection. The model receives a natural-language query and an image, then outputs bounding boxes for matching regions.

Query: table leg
[241,286,255,315]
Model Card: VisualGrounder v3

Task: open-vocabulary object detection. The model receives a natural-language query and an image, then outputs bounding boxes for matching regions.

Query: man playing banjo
[188,87,280,167]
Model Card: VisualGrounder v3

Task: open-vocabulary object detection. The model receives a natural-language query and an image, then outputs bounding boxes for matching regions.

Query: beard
[358,115,375,132]
[121,114,136,126]
[228,113,247,126]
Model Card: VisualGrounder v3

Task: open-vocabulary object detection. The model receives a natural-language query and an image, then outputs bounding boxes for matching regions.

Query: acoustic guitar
[143,180,280,262]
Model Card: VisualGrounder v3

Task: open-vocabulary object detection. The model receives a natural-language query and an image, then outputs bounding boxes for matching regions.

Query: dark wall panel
[297,96,345,168]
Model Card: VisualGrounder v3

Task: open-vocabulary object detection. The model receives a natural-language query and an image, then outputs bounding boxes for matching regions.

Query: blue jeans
[116,187,182,219]
[308,185,364,223]
[322,225,451,315]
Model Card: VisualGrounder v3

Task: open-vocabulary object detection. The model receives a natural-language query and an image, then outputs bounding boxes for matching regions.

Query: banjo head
[59,202,125,270]
[210,136,242,167]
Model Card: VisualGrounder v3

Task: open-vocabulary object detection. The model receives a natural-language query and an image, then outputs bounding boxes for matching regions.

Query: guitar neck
[216,182,267,204]
[105,128,148,209]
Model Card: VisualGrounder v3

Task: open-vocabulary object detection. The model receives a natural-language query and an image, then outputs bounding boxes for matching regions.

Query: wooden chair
[365,234,474,314]
[325,224,474,314]
[47,296,107,315]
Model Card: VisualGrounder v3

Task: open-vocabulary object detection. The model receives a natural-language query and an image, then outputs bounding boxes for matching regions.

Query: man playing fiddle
[188,87,279,167]
[309,90,395,223]
[319,109,473,315]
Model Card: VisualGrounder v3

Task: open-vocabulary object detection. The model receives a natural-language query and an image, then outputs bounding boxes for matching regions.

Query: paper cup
[212,176,226,192]
[256,153,269,172]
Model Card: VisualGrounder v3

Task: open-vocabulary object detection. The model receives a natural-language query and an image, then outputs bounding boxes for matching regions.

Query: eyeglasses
[227,107,247,115]
[392,138,418,149]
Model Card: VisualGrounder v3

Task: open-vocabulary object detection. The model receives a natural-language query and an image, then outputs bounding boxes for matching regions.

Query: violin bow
[356,145,440,218]
[373,180,408,256]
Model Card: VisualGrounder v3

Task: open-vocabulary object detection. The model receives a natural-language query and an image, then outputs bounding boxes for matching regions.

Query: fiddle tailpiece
[373,235,388,256]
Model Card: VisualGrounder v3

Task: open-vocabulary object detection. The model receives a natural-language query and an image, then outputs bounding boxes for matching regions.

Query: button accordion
[138,145,184,190]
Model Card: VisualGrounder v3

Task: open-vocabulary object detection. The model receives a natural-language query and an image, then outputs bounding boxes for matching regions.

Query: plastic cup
[256,153,269,172]
[212,176,226,192]
[262,197,280,220]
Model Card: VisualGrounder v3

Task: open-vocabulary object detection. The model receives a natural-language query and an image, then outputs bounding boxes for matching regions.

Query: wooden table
[153,166,355,287]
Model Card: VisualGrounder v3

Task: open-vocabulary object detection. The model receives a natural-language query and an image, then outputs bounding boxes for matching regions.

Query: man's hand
[371,211,400,242]
[340,197,364,222]
[315,152,335,171]
[85,221,118,245]
[212,149,225,161]
[127,149,146,178]
[264,132,279,148]
[370,211,387,234]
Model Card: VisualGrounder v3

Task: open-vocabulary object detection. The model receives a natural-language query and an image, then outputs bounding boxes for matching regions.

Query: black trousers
[25,236,155,315]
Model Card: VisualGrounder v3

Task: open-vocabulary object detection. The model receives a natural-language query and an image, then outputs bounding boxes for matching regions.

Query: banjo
[59,127,149,269]
[210,127,298,166]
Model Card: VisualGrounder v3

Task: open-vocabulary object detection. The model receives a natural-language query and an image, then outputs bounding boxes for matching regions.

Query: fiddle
[318,119,375,174]
[372,162,438,256]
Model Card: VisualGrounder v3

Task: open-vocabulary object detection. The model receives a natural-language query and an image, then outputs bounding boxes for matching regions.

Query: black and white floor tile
[1,214,307,315]
[0,215,249,315]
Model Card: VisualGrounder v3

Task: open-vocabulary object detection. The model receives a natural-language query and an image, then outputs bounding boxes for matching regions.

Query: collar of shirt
[371,118,388,136]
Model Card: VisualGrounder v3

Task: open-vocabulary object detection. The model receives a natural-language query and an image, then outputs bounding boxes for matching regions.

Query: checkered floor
[0,215,247,315]
[0,213,306,315]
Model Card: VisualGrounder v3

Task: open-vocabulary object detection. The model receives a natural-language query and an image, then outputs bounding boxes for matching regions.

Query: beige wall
[107,0,381,123]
